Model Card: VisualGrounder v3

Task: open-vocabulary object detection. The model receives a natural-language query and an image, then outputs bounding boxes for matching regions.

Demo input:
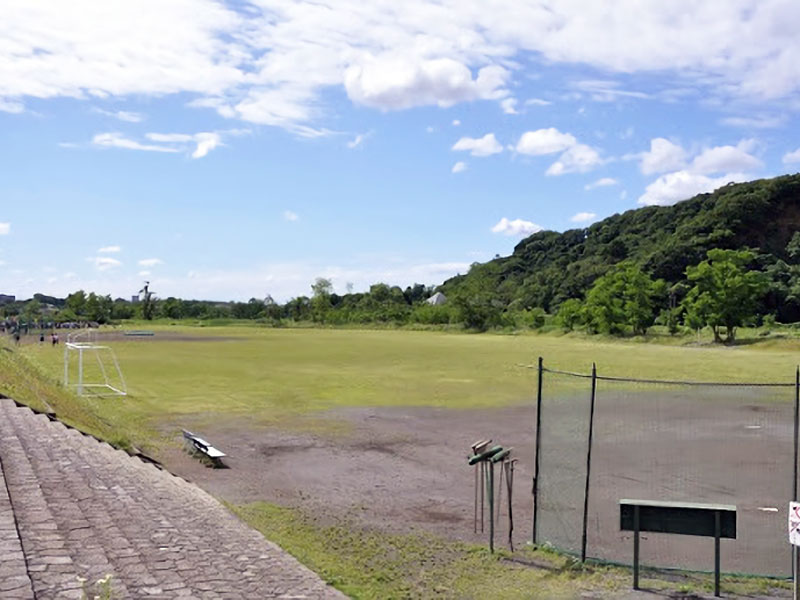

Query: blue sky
[2,1,800,301]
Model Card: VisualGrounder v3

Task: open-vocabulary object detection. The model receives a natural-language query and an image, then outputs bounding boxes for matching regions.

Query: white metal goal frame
[63,329,127,397]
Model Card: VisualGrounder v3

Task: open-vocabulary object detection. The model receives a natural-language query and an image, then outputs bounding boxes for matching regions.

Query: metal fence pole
[581,362,598,563]
[793,366,799,586]
[532,356,543,545]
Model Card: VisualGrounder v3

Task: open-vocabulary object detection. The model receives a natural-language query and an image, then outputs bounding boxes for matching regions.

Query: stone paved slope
[0,398,346,599]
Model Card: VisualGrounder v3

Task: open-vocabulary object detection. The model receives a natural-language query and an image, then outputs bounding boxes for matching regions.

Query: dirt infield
[162,404,536,549]
[160,386,794,579]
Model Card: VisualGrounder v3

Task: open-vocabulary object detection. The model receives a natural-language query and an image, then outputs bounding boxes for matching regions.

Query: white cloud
[720,115,785,129]
[4,1,800,135]
[93,108,144,122]
[451,161,467,174]
[347,133,370,149]
[0,99,24,113]
[190,132,222,159]
[92,132,178,153]
[0,223,9,235]
[452,119,461,126]
[452,133,503,157]
[690,140,762,174]
[98,245,121,253]
[638,171,748,206]
[783,149,800,164]
[138,270,151,277]
[93,131,227,158]
[584,177,618,190]
[89,256,122,271]
[639,138,687,175]
[283,210,299,222]
[574,79,650,101]
[138,258,163,267]
[525,98,552,106]
[491,217,542,236]
[636,138,763,206]
[500,98,518,114]
[546,143,603,176]
[515,128,576,156]
[571,212,598,223]
[344,58,509,110]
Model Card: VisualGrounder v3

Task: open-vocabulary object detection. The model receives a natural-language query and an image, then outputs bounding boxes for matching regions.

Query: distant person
[14,331,20,345]
[39,332,44,344]
[51,332,59,346]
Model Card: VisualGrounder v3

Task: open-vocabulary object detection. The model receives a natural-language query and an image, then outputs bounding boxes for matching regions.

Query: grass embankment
[0,341,129,448]
[232,502,788,599]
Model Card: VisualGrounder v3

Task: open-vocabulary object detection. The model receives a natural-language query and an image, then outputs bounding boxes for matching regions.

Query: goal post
[63,330,127,397]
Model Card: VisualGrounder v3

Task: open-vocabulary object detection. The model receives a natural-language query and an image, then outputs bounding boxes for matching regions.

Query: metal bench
[182,429,226,467]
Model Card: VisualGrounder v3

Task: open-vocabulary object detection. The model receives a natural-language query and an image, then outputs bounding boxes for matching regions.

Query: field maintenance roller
[470,439,492,533]
[468,444,505,552]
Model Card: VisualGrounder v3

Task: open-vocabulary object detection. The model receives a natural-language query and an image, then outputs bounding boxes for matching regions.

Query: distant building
[131,295,139,303]
[0,294,15,305]
[426,292,447,306]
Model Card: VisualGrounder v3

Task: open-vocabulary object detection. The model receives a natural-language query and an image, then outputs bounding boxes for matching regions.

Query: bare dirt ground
[162,404,536,551]
[159,391,794,580]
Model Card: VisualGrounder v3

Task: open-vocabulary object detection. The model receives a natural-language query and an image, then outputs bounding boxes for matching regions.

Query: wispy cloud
[0,222,9,235]
[584,178,618,190]
[138,258,163,267]
[347,132,371,149]
[92,132,178,153]
[571,212,598,223]
[93,108,144,122]
[783,148,800,164]
[491,217,542,236]
[283,210,299,222]
[451,161,467,174]
[98,245,121,253]
[88,256,122,271]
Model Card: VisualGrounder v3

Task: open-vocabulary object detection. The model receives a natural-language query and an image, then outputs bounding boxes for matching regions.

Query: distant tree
[450,263,503,331]
[556,298,583,331]
[65,290,87,316]
[582,264,664,335]
[160,297,184,319]
[682,249,768,343]
[285,296,311,321]
[403,283,431,305]
[111,300,135,320]
[310,278,333,323]
[21,298,42,324]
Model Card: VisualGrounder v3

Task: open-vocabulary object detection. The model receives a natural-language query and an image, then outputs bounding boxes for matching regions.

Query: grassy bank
[232,501,789,599]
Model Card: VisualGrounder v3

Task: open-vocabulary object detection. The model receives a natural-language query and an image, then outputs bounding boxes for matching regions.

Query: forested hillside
[442,173,800,322]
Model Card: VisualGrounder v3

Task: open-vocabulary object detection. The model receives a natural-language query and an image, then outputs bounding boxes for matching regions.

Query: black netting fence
[531,360,797,577]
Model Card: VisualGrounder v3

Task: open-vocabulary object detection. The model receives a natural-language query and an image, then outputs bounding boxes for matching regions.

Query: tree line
[0,248,775,343]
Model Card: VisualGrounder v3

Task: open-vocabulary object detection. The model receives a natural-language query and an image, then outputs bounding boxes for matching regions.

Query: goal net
[63,329,127,397]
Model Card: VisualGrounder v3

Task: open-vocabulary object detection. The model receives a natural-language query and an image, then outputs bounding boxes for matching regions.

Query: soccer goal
[63,329,127,397]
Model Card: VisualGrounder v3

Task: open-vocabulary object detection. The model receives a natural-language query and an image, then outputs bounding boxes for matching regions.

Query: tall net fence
[533,362,797,577]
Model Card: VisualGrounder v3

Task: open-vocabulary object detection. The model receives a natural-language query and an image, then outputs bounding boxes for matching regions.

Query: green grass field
[21,325,800,449]
[4,324,798,598]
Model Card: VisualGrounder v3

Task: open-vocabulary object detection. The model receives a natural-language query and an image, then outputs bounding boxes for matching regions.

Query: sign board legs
[714,510,721,597]
[633,505,640,590]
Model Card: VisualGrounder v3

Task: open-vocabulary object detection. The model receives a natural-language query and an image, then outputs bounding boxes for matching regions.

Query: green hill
[441,173,800,321]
